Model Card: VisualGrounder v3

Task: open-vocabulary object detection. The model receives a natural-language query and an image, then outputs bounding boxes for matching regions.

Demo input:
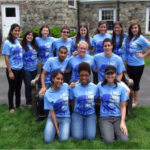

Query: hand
[72,51,78,56]
[136,52,144,58]
[9,71,14,80]
[56,128,59,135]
[39,87,47,95]
[70,82,76,88]
[120,120,128,136]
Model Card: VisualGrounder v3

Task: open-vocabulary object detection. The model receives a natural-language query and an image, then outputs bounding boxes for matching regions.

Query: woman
[112,21,128,61]
[93,20,112,54]
[44,70,70,143]
[97,65,128,143]
[21,30,38,108]
[36,25,55,64]
[70,62,97,140]
[126,21,150,107]
[72,22,94,55]
[2,23,24,113]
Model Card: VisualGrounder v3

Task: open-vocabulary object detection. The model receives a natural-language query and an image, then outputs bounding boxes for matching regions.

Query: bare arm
[4,55,14,80]
[39,70,47,94]
[65,69,71,73]
[136,46,150,58]
[92,68,98,72]
[117,72,123,82]
[120,101,128,136]
[50,110,59,135]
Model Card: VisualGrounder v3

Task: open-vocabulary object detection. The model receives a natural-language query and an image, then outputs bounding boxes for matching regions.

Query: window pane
[102,10,113,21]
[107,21,114,30]
[5,8,16,17]
[68,0,74,6]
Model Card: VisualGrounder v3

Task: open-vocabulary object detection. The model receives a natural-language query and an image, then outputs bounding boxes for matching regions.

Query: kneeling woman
[44,70,70,143]
[70,62,98,140]
[97,65,128,143]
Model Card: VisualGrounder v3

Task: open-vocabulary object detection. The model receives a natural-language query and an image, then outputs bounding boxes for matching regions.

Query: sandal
[9,109,15,113]
[18,106,24,110]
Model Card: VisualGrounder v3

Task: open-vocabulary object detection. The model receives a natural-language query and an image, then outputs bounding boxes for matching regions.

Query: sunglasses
[62,31,69,34]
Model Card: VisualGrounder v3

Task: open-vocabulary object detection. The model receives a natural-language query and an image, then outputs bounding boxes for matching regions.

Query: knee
[103,137,114,144]
[85,134,95,140]
[44,137,54,143]
[119,135,128,142]
[59,135,69,142]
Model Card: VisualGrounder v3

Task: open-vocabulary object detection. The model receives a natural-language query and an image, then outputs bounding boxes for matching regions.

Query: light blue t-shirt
[113,33,128,61]
[67,54,95,82]
[97,82,128,117]
[23,44,38,71]
[36,37,55,64]
[71,37,94,55]
[43,57,69,84]
[44,83,70,117]
[2,39,23,70]
[70,82,98,115]
[93,33,112,54]
[93,53,125,82]
[126,35,150,66]
[52,38,72,58]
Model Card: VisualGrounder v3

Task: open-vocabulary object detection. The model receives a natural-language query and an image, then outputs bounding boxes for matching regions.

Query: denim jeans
[99,116,128,143]
[24,69,37,105]
[6,68,23,110]
[38,83,51,117]
[44,116,71,143]
[71,112,96,140]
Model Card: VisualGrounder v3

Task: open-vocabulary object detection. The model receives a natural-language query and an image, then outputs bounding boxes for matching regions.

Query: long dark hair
[112,21,124,52]
[21,30,38,52]
[38,25,50,37]
[75,22,91,49]
[95,20,107,34]
[50,70,64,84]
[128,21,142,42]
[7,23,20,44]
[101,78,118,88]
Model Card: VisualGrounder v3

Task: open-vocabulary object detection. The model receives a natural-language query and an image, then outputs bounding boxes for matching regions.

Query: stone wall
[79,1,150,39]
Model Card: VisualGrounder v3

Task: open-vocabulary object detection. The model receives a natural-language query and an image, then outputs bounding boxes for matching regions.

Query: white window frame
[146,7,150,34]
[68,0,76,8]
[99,8,116,33]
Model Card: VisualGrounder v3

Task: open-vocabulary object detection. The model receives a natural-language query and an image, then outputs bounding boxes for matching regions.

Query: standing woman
[36,25,55,64]
[70,62,98,140]
[21,30,38,108]
[97,65,128,143]
[72,22,94,55]
[126,21,150,107]
[112,21,128,62]
[2,23,24,113]
[93,20,112,54]
[44,70,70,143]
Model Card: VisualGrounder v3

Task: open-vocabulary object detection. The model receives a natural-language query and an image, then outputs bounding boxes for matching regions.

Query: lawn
[0,104,150,149]
[144,57,150,66]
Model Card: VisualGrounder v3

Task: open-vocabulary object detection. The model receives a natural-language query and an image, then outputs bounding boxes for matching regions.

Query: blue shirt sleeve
[43,58,51,72]
[120,86,128,102]
[139,36,150,49]
[94,86,99,99]
[69,88,74,100]
[2,41,11,55]
[44,93,54,110]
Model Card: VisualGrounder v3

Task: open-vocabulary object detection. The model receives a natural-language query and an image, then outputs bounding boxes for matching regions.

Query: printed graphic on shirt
[99,64,108,80]
[127,41,137,57]
[12,44,22,64]
[97,41,104,53]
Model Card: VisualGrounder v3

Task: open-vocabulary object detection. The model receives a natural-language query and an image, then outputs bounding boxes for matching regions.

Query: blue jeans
[99,116,128,143]
[24,69,37,105]
[38,83,51,117]
[44,116,71,143]
[71,112,96,140]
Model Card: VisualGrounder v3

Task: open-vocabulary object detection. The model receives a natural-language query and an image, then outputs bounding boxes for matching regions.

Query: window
[5,8,16,17]
[99,8,116,32]
[146,8,150,34]
[68,0,76,8]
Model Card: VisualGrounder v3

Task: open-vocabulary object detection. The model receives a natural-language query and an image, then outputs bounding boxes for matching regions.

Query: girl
[126,21,150,107]
[97,65,128,143]
[2,23,24,113]
[21,30,38,108]
[44,70,70,143]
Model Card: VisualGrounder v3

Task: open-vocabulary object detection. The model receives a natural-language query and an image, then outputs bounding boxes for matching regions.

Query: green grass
[145,58,150,66]
[1,104,150,149]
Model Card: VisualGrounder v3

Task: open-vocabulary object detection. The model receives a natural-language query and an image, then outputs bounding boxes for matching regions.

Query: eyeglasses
[62,31,69,34]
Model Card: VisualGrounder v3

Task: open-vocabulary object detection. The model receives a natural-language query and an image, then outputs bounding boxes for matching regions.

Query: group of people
[2,20,150,144]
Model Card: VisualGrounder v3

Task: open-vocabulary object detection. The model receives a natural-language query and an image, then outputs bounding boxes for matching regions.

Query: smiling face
[78,43,87,57]
[105,72,116,84]
[11,26,20,39]
[41,27,49,39]
[61,29,70,40]
[131,24,139,36]
[58,48,68,62]
[103,41,113,57]
[114,24,122,35]
[52,73,64,89]
[26,32,33,43]
[79,70,90,86]
[98,23,107,35]
[80,27,87,38]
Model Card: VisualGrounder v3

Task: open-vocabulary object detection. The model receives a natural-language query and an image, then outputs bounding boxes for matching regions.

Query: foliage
[144,58,150,66]
[1,104,150,149]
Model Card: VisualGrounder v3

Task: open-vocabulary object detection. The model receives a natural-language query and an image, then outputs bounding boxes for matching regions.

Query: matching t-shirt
[126,35,150,66]
[44,83,70,117]
[23,44,38,71]
[93,53,125,82]
[2,39,23,70]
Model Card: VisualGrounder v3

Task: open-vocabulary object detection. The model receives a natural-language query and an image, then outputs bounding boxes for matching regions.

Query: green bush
[19,27,76,38]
